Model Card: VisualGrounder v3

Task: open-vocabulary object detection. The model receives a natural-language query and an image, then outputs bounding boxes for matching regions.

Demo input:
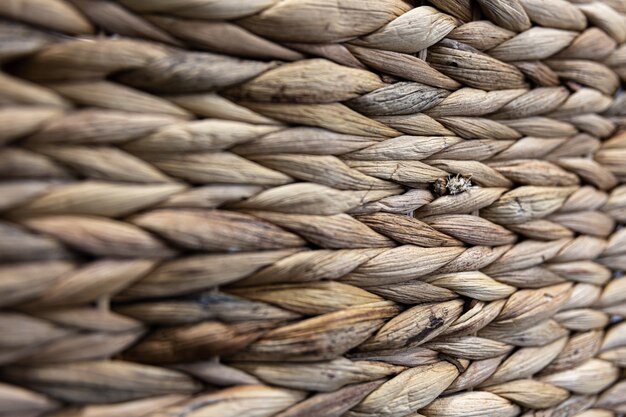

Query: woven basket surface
[2,0,626,416]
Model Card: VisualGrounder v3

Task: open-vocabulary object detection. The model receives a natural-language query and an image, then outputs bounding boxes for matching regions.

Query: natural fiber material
[1,0,626,416]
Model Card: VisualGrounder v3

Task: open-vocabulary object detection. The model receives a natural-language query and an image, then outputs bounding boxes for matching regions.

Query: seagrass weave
[1,0,626,416]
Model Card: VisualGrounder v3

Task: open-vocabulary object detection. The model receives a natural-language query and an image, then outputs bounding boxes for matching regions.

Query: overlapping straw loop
[1,0,626,416]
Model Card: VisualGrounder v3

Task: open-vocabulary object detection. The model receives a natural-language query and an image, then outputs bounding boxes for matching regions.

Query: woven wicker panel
[1,0,626,416]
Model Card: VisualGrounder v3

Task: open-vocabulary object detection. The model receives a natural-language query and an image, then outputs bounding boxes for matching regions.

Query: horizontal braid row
[1,0,626,417]
[0,182,624,254]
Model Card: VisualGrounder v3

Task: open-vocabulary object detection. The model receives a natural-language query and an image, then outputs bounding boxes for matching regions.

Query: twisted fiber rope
[1,0,626,416]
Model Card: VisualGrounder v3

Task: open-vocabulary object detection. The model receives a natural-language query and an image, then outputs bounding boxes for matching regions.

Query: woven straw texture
[2,0,626,416]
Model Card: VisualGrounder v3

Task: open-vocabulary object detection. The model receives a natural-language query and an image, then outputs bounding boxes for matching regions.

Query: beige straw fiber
[1,0,626,416]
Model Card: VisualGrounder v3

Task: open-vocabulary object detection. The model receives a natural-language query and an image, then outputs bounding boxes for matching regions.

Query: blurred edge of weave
[0,0,626,416]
